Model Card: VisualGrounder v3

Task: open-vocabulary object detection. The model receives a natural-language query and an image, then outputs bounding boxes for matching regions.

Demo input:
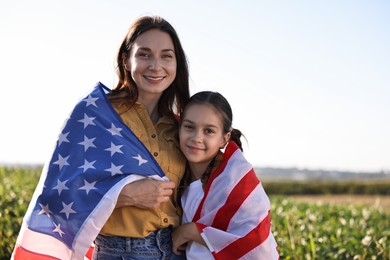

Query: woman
[93,16,190,259]
[172,91,279,259]
[12,15,189,260]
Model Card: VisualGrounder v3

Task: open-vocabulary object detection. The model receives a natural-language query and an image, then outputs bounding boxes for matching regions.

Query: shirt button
[163,218,168,223]
[151,134,156,138]
[154,152,158,157]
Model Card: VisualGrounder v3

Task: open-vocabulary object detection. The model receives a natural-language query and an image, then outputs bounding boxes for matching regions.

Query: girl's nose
[192,131,203,143]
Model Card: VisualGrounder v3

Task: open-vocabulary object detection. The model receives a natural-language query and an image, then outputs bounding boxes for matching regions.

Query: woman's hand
[116,178,175,209]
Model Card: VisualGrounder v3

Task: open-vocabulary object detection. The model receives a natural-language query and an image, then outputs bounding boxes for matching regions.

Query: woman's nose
[148,58,162,71]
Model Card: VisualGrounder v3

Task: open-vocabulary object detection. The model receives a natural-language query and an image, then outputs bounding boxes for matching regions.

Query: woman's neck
[137,95,161,124]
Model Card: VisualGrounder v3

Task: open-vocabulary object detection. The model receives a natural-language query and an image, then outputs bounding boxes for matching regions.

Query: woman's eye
[138,53,150,58]
[162,54,173,58]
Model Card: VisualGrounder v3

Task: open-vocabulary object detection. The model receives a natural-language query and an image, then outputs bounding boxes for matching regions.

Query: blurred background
[1,0,389,175]
[1,2,389,258]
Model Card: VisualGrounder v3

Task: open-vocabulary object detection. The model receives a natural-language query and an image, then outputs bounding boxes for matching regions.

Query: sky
[0,0,389,172]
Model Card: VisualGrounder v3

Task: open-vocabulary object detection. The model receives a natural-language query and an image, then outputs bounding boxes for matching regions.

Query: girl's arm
[171,222,206,255]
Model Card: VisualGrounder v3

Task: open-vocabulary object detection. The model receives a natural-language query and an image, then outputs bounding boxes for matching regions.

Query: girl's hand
[172,222,206,255]
[172,224,189,255]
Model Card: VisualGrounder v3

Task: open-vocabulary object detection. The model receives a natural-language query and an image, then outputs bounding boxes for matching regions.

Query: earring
[124,63,129,71]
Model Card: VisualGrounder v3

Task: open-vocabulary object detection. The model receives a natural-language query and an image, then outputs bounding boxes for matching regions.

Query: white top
[181,180,214,259]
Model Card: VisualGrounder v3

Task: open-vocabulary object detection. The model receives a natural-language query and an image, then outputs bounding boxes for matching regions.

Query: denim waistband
[94,226,173,250]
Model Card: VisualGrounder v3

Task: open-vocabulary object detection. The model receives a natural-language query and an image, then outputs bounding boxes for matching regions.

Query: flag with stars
[12,82,167,260]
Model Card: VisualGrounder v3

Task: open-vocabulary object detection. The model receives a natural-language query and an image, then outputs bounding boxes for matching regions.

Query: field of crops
[0,167,389,259]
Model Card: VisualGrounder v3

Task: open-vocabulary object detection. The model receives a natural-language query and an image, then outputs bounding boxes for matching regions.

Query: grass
[1,166,389,259]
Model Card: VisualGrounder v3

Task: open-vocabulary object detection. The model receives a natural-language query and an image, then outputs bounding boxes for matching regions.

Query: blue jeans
[92,227,186,260]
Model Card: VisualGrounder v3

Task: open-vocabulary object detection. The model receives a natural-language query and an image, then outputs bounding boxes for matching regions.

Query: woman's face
[126,29,177,101]
[179,104,230,168]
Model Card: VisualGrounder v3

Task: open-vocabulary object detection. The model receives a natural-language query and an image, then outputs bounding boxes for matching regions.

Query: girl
[172,91,279,259]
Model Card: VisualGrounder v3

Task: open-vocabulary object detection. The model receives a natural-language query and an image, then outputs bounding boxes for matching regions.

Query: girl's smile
[179,104,230,177]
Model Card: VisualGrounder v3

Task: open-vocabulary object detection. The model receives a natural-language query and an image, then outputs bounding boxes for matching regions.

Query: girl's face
[125,29,177,101]
[179,104,230,169]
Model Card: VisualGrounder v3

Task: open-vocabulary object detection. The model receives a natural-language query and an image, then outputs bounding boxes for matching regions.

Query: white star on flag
[107,123,123,136]
[52,179,69,196]
[38,203,52,218]
[78,159,96,173]
[84,94,99,107]
[52,223,65,237]
[60,202,77,219]
[53,154,70,170]
[105,163,124,176]
[133,154,148,166]
[105,142,124,156]
[78,136,97,152]
[79,179,97,195]
[58,132,70,146]
[78,113,96,129]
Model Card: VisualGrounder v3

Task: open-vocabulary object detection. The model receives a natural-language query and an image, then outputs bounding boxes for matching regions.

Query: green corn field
[0,167,388,260]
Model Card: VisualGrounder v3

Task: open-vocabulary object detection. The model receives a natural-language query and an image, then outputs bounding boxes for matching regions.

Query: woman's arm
[116,178,175,209]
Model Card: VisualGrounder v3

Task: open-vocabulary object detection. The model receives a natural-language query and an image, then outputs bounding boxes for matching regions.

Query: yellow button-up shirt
[100,102,186,238]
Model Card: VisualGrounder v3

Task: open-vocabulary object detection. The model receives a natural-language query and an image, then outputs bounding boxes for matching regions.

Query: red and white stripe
[193,141,279,259]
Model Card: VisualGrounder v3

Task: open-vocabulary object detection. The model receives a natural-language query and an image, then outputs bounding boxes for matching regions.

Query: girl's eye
[183,124,193,130]
[205,128,215,134]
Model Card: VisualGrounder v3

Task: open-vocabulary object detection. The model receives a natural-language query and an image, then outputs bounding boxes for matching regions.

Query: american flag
[189,141,279,259]
[12,82,167,260]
